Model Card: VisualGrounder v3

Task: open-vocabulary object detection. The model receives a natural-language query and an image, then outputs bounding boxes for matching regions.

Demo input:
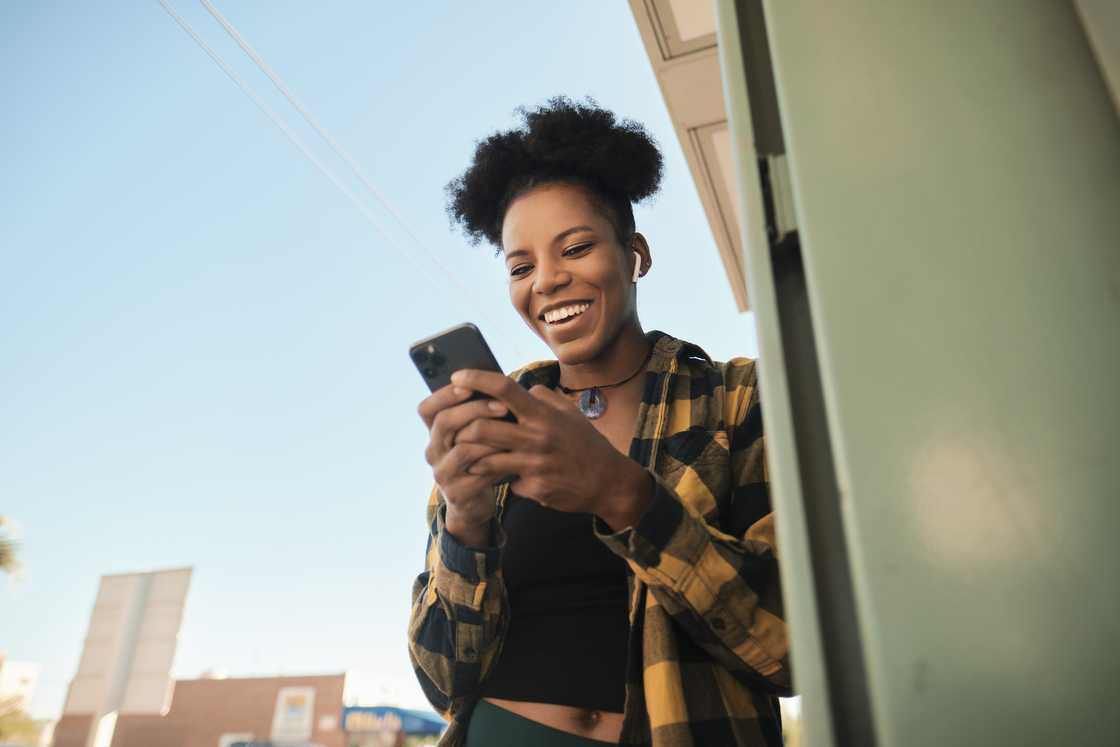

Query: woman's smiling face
[501,182,643,364]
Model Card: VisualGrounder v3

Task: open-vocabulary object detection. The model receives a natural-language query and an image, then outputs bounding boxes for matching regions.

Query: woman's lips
[544,300,595,337]
[539,299,593,324]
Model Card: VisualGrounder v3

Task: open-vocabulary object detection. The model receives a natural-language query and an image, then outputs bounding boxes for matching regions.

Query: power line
[198,0,419,255]
[196,0,503,346]
[157,0,529,362]
[155,0,441,290]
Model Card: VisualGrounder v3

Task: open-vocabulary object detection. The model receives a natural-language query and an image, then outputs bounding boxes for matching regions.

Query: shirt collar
[515,330,712,389]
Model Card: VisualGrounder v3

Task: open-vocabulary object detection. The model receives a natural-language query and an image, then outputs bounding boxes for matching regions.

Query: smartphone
[410,323,518,487]
[409,322,515,421]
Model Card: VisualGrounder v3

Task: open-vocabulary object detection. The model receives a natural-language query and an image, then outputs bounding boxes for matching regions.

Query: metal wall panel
[749,1,1120,744]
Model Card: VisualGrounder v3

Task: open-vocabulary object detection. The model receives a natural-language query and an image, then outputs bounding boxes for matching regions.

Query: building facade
[52,673,346,747]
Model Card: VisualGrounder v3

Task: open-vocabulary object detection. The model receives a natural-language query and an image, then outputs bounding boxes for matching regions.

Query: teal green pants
[465,699,616,746]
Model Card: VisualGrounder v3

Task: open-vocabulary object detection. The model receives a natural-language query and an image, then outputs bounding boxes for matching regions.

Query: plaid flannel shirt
[408,330,790,746]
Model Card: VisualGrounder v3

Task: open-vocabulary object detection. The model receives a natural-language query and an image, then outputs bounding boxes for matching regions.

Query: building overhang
[628,0,750,311]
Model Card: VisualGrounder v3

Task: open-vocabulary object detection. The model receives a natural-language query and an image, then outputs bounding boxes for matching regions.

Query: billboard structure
[59,567,192,747]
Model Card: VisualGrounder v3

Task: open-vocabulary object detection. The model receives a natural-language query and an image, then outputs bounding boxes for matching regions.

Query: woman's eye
[510,264,531,277]
[563,242,593,257]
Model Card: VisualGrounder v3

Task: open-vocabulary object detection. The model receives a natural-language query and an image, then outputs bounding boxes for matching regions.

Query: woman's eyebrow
[506,225,597,261]
[552,225,595,244]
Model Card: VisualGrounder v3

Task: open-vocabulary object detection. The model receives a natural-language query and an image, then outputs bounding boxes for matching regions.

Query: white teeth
[544,302,590,324]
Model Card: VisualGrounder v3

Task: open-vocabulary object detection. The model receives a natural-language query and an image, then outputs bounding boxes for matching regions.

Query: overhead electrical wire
[157,0,530,361]
[198,0,421,257]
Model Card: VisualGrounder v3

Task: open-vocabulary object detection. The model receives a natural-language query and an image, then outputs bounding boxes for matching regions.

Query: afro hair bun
[446,96,664,248]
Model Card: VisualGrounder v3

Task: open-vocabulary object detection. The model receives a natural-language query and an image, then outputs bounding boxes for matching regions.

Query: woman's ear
[629,233,651,283]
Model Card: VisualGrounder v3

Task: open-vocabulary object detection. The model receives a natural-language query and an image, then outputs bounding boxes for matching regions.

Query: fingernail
[451,371,465,384]
[488,401,506,413]
[453,386,468,397]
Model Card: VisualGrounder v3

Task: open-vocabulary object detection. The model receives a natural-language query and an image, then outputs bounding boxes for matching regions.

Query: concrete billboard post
[56,567,192,747]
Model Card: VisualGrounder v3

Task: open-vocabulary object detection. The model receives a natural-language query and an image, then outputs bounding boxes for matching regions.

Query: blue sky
[1,1,759,718]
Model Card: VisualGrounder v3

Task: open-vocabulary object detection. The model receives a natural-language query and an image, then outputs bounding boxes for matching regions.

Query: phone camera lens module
[430,353,446,367]
[421,366,438,378]
[412,350,429,364]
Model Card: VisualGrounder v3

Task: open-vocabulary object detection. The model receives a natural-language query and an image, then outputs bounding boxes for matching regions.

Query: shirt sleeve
[407,482,511,718]
[592,358,792,696]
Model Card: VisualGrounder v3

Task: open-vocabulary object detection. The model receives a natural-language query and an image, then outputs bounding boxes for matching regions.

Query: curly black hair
[446,96,664,253]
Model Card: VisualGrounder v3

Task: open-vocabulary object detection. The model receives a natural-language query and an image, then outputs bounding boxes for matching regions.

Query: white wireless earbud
[631,251,642,283]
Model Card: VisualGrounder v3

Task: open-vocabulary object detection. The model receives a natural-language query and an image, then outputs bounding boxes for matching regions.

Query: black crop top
[478,492,631,712]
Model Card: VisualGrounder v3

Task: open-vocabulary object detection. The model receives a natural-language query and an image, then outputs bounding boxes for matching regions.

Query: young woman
[408,98,790,746]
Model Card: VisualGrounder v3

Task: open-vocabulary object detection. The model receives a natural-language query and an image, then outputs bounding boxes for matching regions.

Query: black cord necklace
[557,345,654,419]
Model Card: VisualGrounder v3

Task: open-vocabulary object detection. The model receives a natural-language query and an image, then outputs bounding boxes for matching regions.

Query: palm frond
[0,515,18,573]
[0,541,17,573]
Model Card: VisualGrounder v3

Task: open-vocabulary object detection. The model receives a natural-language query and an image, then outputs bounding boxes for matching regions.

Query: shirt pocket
[656,427,732,521]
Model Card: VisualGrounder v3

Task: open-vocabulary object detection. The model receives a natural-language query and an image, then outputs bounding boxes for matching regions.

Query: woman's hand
[417,383,513,545]
[447,369,653,528]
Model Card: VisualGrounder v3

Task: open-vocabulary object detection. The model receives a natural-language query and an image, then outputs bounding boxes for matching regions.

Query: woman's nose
[533,259,571,295]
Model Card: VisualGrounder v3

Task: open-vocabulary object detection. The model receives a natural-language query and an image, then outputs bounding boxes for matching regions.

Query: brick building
[52,673,346,747]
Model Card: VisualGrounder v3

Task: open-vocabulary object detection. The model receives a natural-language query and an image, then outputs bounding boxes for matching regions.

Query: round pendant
[578,387,606,419]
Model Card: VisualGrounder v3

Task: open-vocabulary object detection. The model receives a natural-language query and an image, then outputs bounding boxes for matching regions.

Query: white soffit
[710,127,744,234]
[668,0,717,42]
[629,0,750,311]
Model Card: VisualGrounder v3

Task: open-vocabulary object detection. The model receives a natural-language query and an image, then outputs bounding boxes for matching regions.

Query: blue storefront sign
[341,706,446,736]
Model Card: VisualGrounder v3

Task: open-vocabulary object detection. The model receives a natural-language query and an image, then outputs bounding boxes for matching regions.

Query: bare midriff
[482,697,624,742]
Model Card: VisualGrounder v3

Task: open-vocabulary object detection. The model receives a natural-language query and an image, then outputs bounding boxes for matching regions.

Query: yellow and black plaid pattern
[408,330,790,746]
